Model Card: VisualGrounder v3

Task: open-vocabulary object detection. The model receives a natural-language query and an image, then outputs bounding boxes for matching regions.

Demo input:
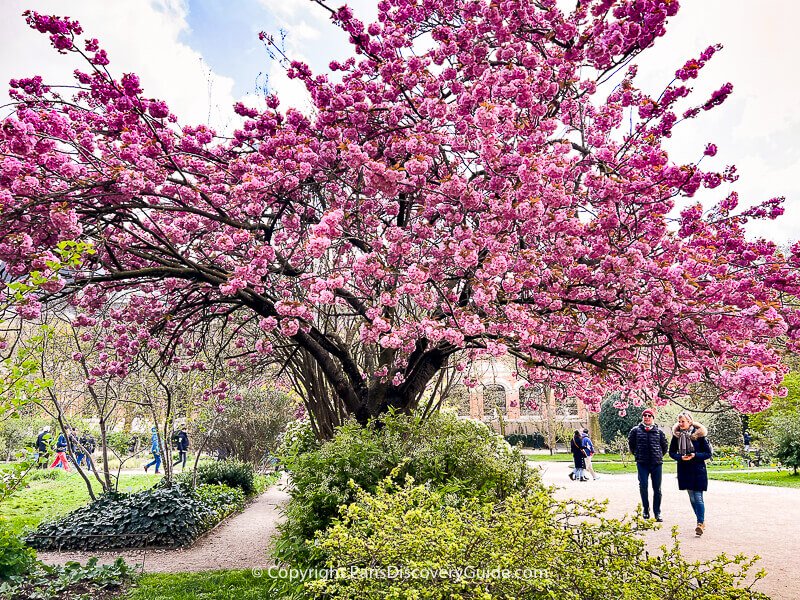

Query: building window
[561,396,578,417]
[519,385,544,415]
[483,384,507,418]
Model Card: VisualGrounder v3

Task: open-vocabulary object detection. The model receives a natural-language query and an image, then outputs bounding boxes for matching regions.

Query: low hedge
[26,483,244,551]
[193,459,256,496]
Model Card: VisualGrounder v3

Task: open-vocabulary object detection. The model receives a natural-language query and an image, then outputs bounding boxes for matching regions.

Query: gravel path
[37,475,290,573]
[533,462,797,600]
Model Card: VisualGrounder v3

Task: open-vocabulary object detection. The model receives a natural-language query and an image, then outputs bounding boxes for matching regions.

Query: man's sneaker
[695,523,705,536]
[642,512,650,520]
[655,513,663,522]
[568,472,575,480]
[580,477,589,481]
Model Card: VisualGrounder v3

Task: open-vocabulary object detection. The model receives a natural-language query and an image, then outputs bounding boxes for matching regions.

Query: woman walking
[669,411,712,536]
[570,429,588,481]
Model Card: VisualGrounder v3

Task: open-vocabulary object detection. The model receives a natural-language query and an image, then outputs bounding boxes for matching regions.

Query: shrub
[275,411,534,566]
[769,412,800,475]
[707,409,744,446]
[0,520,36,580]
[195,459,256,496]
[275,419,319,459]
[306,479,768,600]
[26,483,244,551]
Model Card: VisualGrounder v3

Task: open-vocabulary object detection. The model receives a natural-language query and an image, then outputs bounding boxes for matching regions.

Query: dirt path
[37,475,290,572]
[533,462,797,600]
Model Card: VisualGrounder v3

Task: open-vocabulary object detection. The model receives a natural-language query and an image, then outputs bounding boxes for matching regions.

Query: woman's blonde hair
[677,411,693,423]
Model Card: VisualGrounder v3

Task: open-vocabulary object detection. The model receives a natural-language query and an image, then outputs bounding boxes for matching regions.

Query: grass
[526,452,625,462]
[125,570,298,600]
[708,470,800,488]
[0,470,157,534]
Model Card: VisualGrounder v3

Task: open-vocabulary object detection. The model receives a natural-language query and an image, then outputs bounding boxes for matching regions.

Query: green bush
[275,411,534,566]
[275,419,319,459]
[707,409,744,446]
[769,412,800,474]
[0,520,36,580]
[194,459,256,496]
[26,483,244,551]
[307,478,767,600]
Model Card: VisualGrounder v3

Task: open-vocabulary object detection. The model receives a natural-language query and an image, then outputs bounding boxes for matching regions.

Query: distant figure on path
[80,431,96,472]
[669,411,712,536]
[49,430,70,471]
[628,408,668,521]
[144,427,162,474]
[743,431,752,452]
[173,426,189,471]
[35,426,50,469]
[570,429,588,481]
[581,428,599,480]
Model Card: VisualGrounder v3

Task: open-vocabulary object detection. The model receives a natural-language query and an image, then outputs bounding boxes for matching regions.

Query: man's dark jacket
[628,423,668,464]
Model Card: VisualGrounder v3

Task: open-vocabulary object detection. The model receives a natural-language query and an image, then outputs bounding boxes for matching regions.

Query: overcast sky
[2,0,797,246]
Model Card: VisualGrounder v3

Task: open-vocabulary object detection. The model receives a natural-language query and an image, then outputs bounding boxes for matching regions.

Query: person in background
[173,426,189,471]
[35,426,51,469]
[144,427,162,474]
[72,427,86,468]
[80,430,96,473]
[49,428,70,471]
[628,408,668,521]
[743,431,752,452]
[570,429,588,481]
[669,411,712,536]
[581,428,599,480]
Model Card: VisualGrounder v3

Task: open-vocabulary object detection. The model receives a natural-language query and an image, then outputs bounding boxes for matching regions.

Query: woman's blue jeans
[687,490,705,523]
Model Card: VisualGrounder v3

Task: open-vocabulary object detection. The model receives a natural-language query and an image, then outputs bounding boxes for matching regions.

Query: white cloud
[0,0,237,130]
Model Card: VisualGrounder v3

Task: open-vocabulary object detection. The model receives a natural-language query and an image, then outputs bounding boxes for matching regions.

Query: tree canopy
[1,0,799,435]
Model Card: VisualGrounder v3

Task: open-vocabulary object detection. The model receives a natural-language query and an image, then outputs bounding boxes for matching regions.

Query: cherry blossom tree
[1,0,799,437]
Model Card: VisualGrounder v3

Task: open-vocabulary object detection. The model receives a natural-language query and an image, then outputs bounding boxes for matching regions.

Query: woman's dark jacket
[570,437,586,469]
[628,423,668,465]
[668,423,712,491]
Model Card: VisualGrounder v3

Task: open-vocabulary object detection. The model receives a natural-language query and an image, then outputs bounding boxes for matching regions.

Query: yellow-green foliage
[307,478,767,600]
[275,411,534,566]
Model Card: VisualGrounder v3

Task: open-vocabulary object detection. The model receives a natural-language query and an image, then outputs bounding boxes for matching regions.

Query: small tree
[608,434,632,466]
[191,384,296,465]
[769,414,800,475]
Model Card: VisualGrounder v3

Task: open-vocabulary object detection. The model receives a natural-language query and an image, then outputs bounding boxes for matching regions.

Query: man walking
[628,408,668,521]
[144,427,162,474]
[35,426,51,469]
[173,426,189,471]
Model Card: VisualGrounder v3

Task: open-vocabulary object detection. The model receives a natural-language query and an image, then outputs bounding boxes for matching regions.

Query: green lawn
[125,570,299,600]
[526,452,626,463]
[0,470,156,534]
[708,470,800,488]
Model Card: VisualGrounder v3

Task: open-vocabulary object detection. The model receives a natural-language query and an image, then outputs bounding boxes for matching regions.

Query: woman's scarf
[677,428,695,455]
